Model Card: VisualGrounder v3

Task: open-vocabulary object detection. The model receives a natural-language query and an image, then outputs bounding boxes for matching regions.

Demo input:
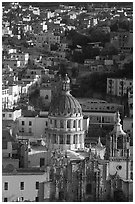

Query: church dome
[49,74,82,117]
[49,92,82,117]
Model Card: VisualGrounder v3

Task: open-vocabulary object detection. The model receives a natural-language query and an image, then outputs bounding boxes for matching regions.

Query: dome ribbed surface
[49,93,82,116]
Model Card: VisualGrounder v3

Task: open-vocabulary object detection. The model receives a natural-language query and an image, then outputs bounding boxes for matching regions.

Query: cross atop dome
[115,111,121,125]
[62,74,70,93]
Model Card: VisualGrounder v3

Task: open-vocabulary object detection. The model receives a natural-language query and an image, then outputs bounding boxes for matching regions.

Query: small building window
[35,197,39,202]
[20,182,24,190]
[2,114,5,118]
[21,197,24,202]
[40,158,45,167]
[4,198,8,202]
[22,121,25,126]
[29,121,32,126]
[4,182,8,190]
[22,128,24,132]
[9,114,12,118]
[36,182,39,190]
[45,95,48,99]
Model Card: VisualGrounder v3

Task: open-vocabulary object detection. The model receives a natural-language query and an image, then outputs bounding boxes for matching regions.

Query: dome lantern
[62,74,70,93]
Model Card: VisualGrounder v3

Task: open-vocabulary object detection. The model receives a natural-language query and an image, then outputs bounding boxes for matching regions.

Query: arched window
[78,120,81,128]
[73,134,77,144]
[73,120,76,128]
[79,134,82,143]
[67,120,70,128]
[117,136,123,149]
[59,135,64,144]
[54,120,57,128]
[86,183,92,195]
[52,134,56,144]
[50,119,52,124]
[66,135,70,144]
[60,120,64,128]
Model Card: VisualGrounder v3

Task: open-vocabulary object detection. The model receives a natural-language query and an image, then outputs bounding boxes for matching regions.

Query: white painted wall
[2,171,50,202]
[109,160,131,180]
[28,151,51,167]
[18,116,48,139]
[2,109,22,121]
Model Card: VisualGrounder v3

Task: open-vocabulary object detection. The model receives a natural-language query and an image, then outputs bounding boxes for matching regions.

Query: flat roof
[3,167,47,175]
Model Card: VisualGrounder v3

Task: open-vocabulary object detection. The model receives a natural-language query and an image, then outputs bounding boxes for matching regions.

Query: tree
[110,20,119,32]
[58,63,68,77]
[88,28,110,44]
[83,46,100,59]
[71,67,79,78]
[101,45,118,56]
[72,51,84,64]
[50,43,59,51]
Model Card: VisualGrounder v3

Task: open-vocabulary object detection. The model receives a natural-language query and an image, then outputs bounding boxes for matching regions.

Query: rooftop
[2,167,48,175]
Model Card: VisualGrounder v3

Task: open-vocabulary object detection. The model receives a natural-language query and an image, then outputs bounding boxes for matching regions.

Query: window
[60,120,64,128]
[54,120,57,128]
[29,121,32,126]
[9,114,12,118]
[40,158,45,167]
[78,120,81,128]
[22,121,25,126]
[21,197,24,201]
[117,136,123,149]
[73,135,77,144]
[86,183,92,194]
[22,128,24,132]
[59,135,64,144]
[66,135,70,144]
[67,120,70,128]
[79,134,82,143]
[73,120,76,128]
[45,95,48,99]
[20,182,24,190]
[130,172,133,180]
[35,197,39,202]
[4,182,8,190]
[2,114,5,118]
[52,134,56,144]
[4,198,8,202]
[36,182,39,190]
